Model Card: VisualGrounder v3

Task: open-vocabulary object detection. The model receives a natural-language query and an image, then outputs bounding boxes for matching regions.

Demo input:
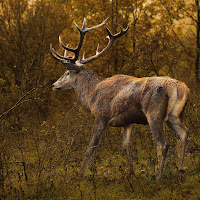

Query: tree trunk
[0,153,4,198]
[196,0,200,82]
[114,0,118,72]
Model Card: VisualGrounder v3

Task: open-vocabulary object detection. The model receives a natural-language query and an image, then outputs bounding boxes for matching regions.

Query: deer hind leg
[80,119,107,177]
[147,118,169,181]
[166,92,188,173]
[166,114,188,172]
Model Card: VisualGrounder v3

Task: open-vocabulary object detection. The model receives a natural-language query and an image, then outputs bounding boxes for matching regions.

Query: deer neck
[74,67,100,110]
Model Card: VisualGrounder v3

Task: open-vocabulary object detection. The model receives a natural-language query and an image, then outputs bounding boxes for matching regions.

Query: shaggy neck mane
[74,66,100,110]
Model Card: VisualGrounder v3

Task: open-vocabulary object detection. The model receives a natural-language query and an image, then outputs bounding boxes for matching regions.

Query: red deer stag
[50,18,190,181]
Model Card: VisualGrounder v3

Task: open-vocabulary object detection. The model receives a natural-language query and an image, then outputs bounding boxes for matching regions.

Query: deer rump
[88,75,188,127]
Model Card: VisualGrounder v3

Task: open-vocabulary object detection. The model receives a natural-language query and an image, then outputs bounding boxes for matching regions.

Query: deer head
[50,18,129,90]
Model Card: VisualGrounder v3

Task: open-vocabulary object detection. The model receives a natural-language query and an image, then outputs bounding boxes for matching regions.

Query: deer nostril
[52,84,61,90]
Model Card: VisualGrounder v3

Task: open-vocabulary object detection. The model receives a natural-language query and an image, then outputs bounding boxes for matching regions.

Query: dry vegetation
[0,0,200,199]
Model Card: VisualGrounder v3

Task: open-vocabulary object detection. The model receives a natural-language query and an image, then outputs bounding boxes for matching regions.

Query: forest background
[0,0,200,199]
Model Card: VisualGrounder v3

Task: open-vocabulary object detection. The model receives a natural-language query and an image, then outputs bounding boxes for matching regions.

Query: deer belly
[109,110,148,127]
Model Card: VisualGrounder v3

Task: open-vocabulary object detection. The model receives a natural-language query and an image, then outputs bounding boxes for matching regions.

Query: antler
[50,18,129,68]
[50,18,108,64]
[78,25,129,64]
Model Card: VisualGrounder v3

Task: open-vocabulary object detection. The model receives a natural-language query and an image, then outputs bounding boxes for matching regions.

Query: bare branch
[0,86,42,122]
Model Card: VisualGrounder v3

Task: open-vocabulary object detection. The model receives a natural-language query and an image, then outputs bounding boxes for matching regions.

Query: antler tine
[82,17,86,30]
[78,25,129,64]
[96,43,100,55]
[74,17,108,33]
[50,44,62,62]
[50,44,73,63]
[50,44,81,72]
[84,18,108,32]
[53,46,73,61]
[82,51,85,59]
[106,25,129,40]
[64,50,67,57]
[59,36,76,53]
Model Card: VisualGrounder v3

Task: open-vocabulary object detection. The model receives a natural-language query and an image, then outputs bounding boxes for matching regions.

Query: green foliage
[0,0,200,199]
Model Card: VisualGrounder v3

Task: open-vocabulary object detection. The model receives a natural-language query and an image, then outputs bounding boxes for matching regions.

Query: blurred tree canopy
[0,0,200,199]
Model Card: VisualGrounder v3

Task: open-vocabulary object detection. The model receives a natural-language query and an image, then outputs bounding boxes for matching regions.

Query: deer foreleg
[123,124,133,172]
[123,124,132,151]
[80,119,107,177]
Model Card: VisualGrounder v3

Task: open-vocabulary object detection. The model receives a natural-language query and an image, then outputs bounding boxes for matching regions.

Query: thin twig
[0,84,45,122]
